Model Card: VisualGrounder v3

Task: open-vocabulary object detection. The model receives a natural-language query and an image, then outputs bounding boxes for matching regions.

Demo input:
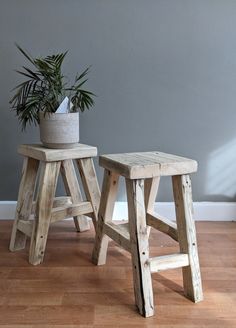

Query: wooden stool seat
[99,151,197,178]
[92,151,203,318]
[10,143,100,265]
[18,143,97,161]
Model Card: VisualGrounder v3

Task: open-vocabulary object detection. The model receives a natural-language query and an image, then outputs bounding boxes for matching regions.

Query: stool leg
[126,178,154,318]
[172,174,203,303]
[61,159,90,232]
[29,161,60,265]
[92,170,119,265]
[77,158,101,230]
[9,157,39,251]
[144,177,160,236]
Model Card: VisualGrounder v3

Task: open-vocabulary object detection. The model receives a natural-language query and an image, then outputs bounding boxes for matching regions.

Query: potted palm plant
[10,45,95,148]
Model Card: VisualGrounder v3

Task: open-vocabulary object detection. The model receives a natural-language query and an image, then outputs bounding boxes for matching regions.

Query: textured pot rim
[39,112,79,122]
[39,112,79,116]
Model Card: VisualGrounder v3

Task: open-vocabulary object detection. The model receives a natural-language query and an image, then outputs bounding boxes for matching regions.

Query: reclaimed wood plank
[148,253,189,273]
[77,158,101,230]
[61,159,90,232]
[92,170,119,265]
[126,178,154,317]
[172,174,203,303]
[18,143,97,162]
[29,161,60,265]
[9,157,39,251]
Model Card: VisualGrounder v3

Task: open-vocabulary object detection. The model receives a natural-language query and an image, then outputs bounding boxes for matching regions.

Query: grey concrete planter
[39,112,79,149]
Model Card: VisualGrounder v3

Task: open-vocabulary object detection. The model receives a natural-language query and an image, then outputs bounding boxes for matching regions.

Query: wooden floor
[0,220,236,327]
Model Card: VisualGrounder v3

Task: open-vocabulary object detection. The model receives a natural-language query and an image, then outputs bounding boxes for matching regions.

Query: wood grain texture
[1,220,236,326]
[148,253,189,273]
[99,152,197,179]
[104,222,130,252]
[18,143,97,162]
[126,178,154,317]
[92,170,119,265]
[144,177,160,237]
[9,157,39,251]
[61,159,90,232]
[29,161,61,265]
[172,175,203,303]
[77,158,101,230]
[144,177,160,213]
[146,212,178,241]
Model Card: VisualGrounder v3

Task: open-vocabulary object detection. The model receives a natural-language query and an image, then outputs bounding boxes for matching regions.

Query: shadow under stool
[9,143,100,265]
[92,151,203,317]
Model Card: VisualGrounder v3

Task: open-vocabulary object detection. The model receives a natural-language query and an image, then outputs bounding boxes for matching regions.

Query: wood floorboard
[0,220,235,327]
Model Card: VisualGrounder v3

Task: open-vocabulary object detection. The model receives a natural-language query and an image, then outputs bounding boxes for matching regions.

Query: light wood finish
[10,143,100,265]
[93,152,203,317]
[104,222,130,252]
[29,161,61,265]
[9,157,39,251]
[144,177,160,213]
[61,159,90,232]
[18,143,97,162]
[32,196,72,213]
[172,175,203,303]
[148,253,189,273]
[17,220,33,237]
[144,177,160,236]
[147,212,178,241]
[100,152,197,179]
[92,170,119,265]
[77,158,101,230]
[50,202,93,223]
[126,178,154,317]
[2,220,236,326]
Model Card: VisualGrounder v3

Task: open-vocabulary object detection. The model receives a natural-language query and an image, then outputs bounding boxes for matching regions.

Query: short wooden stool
[92,151,203,317]
[10,144,100,265]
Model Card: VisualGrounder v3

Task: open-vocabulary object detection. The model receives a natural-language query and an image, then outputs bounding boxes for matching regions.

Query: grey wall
[1,0,236,202]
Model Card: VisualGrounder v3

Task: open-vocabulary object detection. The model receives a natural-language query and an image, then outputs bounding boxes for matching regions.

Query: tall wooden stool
[92,151,203,317]
[10,143,100,265]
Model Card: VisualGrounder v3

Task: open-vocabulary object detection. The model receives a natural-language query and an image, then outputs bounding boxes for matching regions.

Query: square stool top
[99,151,197,179]
[18,143,97,162]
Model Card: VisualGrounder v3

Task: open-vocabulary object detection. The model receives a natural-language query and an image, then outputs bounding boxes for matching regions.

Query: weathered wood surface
[29,161,61,265]
[92,170,119,265]
[9,157,39,251]
[172,174,203,303]
[144,177,160,236]
[18,143,97,162]
[17,220,33,237]
[144,177,160,213]
[11,144,100,266]
[77,158,101,230]
[61,159,90,232]
[146,212,178,241]
[126,178,154,317]
[148,253,189,273]
[32,196,72,213]
[100,152,197,179]
[104,222,130,252]
[50,202,93,223]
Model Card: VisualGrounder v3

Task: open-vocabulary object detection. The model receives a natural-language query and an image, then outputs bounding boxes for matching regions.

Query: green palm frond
[10,45,95,130]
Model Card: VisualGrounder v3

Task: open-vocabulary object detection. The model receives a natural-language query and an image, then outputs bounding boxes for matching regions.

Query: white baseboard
[0,201,236,221]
